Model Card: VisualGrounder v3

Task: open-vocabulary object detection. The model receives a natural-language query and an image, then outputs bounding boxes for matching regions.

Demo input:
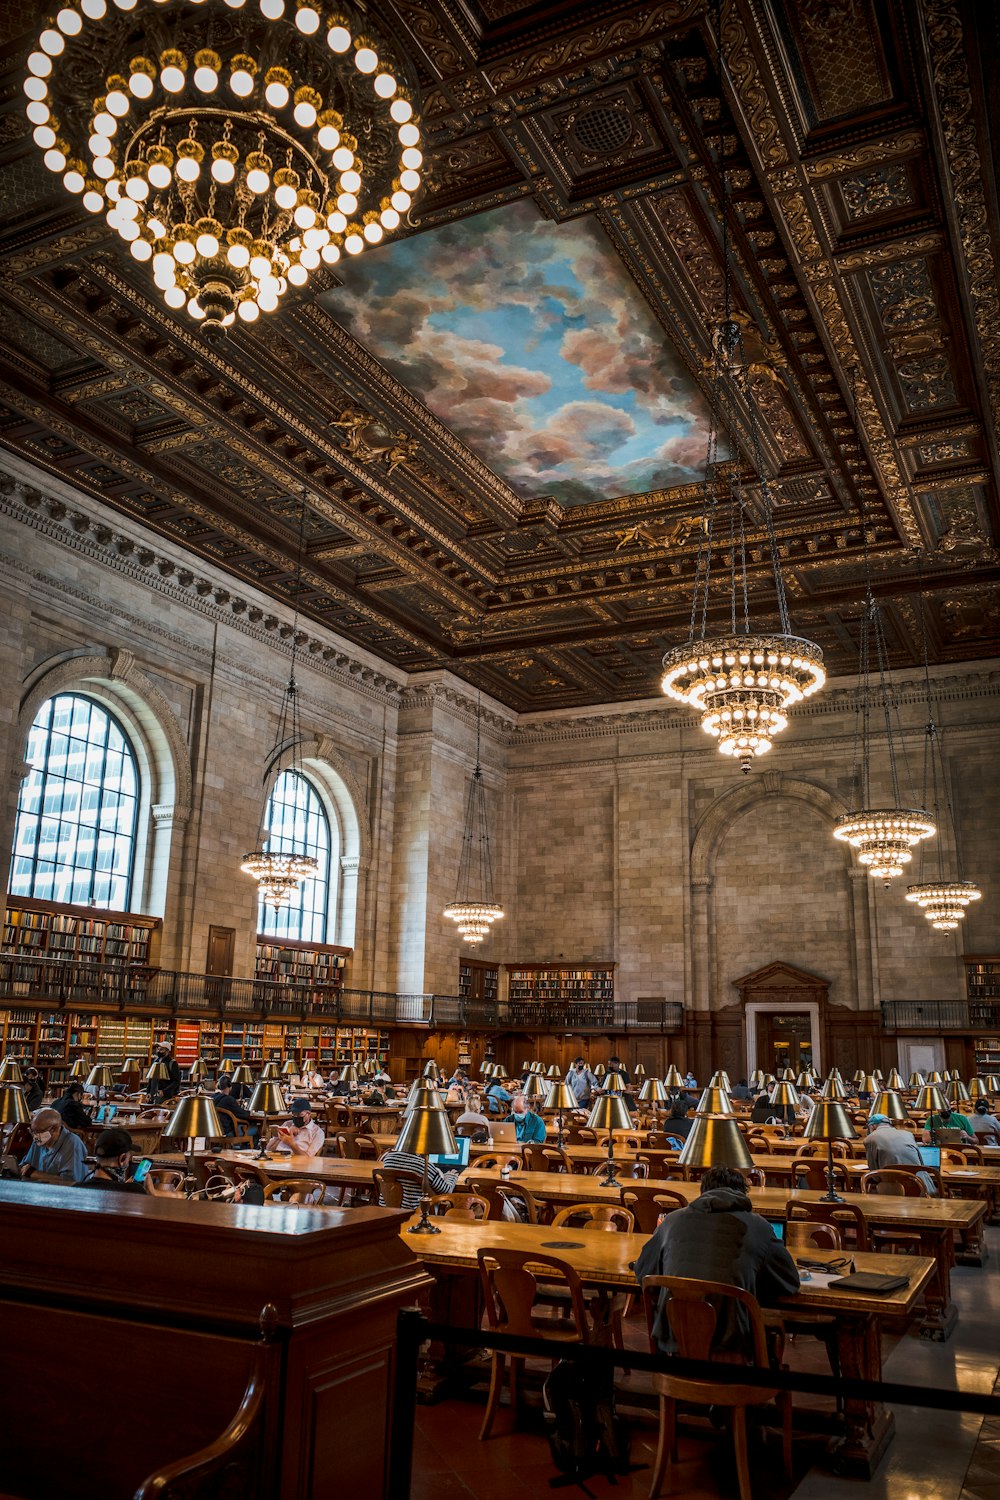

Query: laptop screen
[96,1104,117,1124]
[764,1217,785,1242]
[490,1123,518,1142]
[916,1145,940,1169]
[430,1136,471,1171]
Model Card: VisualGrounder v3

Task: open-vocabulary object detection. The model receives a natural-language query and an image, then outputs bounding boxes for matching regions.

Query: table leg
[915,1227,958,1341]
[832,1311,895,1478]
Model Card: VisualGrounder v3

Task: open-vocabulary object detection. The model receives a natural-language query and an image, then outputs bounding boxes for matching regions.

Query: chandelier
[443,626,504,946]
[833,425,934,881]
[660,54,824,771]
[904,608,982,930]
[26,0,422,338]
[241,490,318,908]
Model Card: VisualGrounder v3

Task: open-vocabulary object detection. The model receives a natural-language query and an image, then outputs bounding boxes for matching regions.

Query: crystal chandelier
[443,627,504,946]
[833,441,934,881]
[26,0,422,338]
[904,610,982,930]
[660,50,824,771]
[242,491,318,908]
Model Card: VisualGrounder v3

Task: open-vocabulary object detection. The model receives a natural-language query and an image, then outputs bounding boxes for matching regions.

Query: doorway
[756,1011,814,1075]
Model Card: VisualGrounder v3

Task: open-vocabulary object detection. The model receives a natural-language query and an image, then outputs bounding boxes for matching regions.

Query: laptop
[916,1145,941,1169]
[934,1128,964,1145]
[96,1104,118,1124]
[764,1217,785,1241]
[430,1137,471,1171]
[490,1122,518,1144]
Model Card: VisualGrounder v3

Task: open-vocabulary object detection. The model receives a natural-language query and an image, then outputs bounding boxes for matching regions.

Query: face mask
[34,1131,54,1147]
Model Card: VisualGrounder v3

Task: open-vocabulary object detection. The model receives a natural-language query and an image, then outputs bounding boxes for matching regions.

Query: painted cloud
[324,200,710,506]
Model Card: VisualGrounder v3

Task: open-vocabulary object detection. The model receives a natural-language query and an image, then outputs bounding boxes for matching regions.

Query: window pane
[9,693,139,911]
[257,771,333,942]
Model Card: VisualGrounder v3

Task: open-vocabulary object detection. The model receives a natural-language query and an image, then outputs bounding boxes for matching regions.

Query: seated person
[636,1164,799,1353]
[749,1090,775,1124]
[211,1075,259,1141]
[301,1067,325,1090]
[729,1078,753,1101]
[456,1095,491,1136]
[605,1054,629,1083]
[683,1071,697,1089]
[971,1099,1000,1143]
[507,1092,547,1144]
[326,1074,352,1097]
[663,1099,694,1143]
[373,1065,392,1085]
[20,1108,89,1184]
[923,1107,975,1144]
[484,1078,513,1114]
[22,1067,44,1112]
[52,1081,93,1131]
[81,1127,146,1193]
[377,1146,458,1211]
[864,1112,922,1169]
[265,1098,325,1156]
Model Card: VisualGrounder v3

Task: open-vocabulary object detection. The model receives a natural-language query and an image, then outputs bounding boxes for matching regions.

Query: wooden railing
[880,999,1000,1031]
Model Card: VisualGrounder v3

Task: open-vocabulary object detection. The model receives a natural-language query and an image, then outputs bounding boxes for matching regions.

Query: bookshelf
[965,958,1000,1076]
[458,959,498,1006]
[505,963,615,1005]
[3,897,161,968]
[254,936,349,998]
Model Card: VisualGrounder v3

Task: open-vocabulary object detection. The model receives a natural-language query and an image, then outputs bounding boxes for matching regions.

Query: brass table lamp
[187,1058,210,1086]
[803,1100,855,1201]
[696,1086,733,1116]
[634,1063,646,1080]
[543,1080,576,1146]
[708,1070,732,1090]
[663,1065,684,1090]
[395,1103,457,1235]
[422,1061,440,1082]
[69,1058,88,1080]
[886,1068,904,1091]
[162,1095,225,1159]
[869,1089,908,1121]
[678,1115,753,1173]
[821,1076,847,1101]
[585,1093,632,1187]
[914,1085,948,1144]
[231,1065,255,1092]
[258,1061,280,1081]
[249,1080,287,1156]
[0,1057,24,1084]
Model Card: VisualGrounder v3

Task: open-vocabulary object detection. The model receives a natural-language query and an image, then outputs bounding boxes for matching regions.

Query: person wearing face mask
[81,1127,145,1193]
[22,1067,44,1112]
[19,1107,89,1184]
[147,1043,181,1103]
[564,1057,597,1108]
[507,1091,547,1143]
[971,1099,1000,1144]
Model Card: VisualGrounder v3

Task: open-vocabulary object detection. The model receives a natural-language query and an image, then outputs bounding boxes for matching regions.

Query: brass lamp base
[408,1194,442,1235]
[821,1143,844,1203]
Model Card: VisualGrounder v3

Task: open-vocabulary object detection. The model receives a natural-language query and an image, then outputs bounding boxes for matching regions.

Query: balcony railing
[880,999,999,1032]
[0,953,685,1033]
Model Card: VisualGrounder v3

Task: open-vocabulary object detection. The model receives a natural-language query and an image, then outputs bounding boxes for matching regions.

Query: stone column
[848,867,877,1010]
[149,803,189,970]
[690,875,713,1011]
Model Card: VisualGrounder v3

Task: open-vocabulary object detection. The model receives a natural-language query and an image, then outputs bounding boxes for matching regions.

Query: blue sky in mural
[324,200,710,506]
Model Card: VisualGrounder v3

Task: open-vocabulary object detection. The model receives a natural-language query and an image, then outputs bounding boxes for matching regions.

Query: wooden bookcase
[505,962,615,1005]
[3,896,161,967]
[254,936,349,993]
[459,959,498,1005]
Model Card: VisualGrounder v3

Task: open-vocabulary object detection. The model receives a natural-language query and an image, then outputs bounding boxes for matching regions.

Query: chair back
[860,1168,928,1197]
[621,1184,687,1233]
[354,1134,378,1160]
[478,1248,590,1340]
[743,1167,767,1188]
[639,1276,774,1404]
[496,1181,541,1224]
[524,1144,549,1172]
[551,1203,634,1233]
[472,1153,520,1173]
[372,1166,423,1208]
[541,1148,567,1173]
[784,1219,842,1254]
[576,1129,599,1145]
[262,1179,320,1203]
[634,1150,684,1180]
[427,1193,490,1221]
[794,1159,846,1192]
[786,1199,870,1251]
[142,1168,186,1197]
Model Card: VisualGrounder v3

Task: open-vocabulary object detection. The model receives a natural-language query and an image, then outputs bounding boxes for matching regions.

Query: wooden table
[400,1216,934,1479]
[463,1170,982,1341]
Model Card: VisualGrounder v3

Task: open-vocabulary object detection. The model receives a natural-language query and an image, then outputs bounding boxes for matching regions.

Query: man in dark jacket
[22,1068,44,1112]
[636,1165,800,1353]
[52,1081,93,1131]
[147,1044,182,1102]
[211,1076,259,1141]
[662,1100,694,1142]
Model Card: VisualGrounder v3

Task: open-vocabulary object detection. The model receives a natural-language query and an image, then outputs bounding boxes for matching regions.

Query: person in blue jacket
[508,1091,547,1143]
[484,1078,512,1114]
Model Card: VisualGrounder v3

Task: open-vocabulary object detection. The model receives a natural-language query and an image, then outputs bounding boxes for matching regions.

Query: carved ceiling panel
[0,0,996,711]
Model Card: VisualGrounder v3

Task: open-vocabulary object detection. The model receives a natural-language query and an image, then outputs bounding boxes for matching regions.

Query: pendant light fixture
[443,621,503,945]
[904,606,983,930]
[242,490,319,909]
[660,7,824,772]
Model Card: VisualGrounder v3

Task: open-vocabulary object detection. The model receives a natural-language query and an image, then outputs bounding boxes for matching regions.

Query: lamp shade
[907,1072,925,1090]
[663,1065,685,1088]
[820,1077,847,1100]
[144,1059,170,1084]
[258,1061,280,1081]
[795,1071,816,1089]
[69,1058,88,1079]
[886,1068,904,1090]
[547,1064,561,1079]
[678,1115,753,1171]
[639,1079,668,1104]
[914,1085,948,1115]
[749,1070,765,1088]
[231,1065,255,1088]
[853,1070,864,1084]
[544,1081,577,1113]
[803,1101,855,1142]
[396,1105,457,1158]
[120,1057,143,1079]
[603,1071,627,1093]
[422,1061,440,1081]
[860,1075,879,1096]
[187,1059,210,1083]
[340,1065,360,1089]
[521,1060,531,1073]
[161,1095,224,1141]
[985,1076,1000,1093]
[874,1069,884,1081]
[0,1084,30,1126]
[405,1083,446,1113]
[521,1073,547,1101]
[248,1081,287,1115]
[779,1068,796,1082]
[634,1063,646,1079]
[969,1078,988,1099]
[948,1069,961,1081]
[926,1071,943,1085]
[0,1057,24,1084]
[531,1062,545,1075]
[768,1081,800,1110]
[708,1070,732,1090]
[586,1094,632,1133]
[946,1078,971,1104]
[870,1090,908,1121]
[86,1065,115,1090]
[696,1087,733,1116]
[281,1057,299,1077]
[593,1064,606,1079]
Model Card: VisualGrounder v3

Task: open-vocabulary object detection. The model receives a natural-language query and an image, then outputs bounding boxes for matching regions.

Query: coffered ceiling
[0,0,997,710]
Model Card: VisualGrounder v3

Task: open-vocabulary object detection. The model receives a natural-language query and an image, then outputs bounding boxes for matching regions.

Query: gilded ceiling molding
[804,131,927,181]
[922,0,1000,424]
[834,233,946,272]
[723,0,790,167]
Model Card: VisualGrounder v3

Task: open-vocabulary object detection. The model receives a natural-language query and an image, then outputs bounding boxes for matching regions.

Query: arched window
[257,770,332,942]
[11,692,140,909]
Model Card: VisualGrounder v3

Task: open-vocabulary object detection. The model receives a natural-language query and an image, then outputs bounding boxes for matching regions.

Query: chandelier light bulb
[264,66,290,107]
[230,56,257,96]
[287,261,308,284]
[63,162,86,192]
[43,146,67,172]
[187,297,205,318]
[24,77,49,100]
[130,237,152,260]
[81,0,107,15]
[193,50,220,91]
[390,97,412,122]
[320,242,340,263]
[82,184,104,212]
[379,206,400,229]
[211,155,236,184]
[398,123,420,147]
[401,148,422,170]
[27,53,53,78]
[374,71,396,98]
[57,8,83,32]
[257,288,279,312]
[327,24,351,52]
[125,173,149,200]
[299,246,320,269]
[295,4,320,33]
[363,219,382,243]
[106,87,130,116]
[33,124,57,149]
[238,298,260,321]
[163,284,185,307]
[399,168,421,192]
[93,110,116,136]
[354,44,378,73]
[260,0,284,16]
[40,29,66,55]
[331,145,354,171]
[391,189,411,212]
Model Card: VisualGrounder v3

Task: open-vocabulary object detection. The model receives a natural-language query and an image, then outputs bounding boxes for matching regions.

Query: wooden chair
[635,1151,685,1181]
[142,1168,186,1197]
[426,1192,491,1221]
[523,1143,550,1173]
[621,1185,688,1234]
[860,1170,928,1253]
[784,1219,842,1255]
[372,1166,424,1208]
[455,1122,489,1141]
[576,1129,600,1145]
[353,1134,378,1161]
[262,1179,323,1204]
[593,1158,646,1183]
[792,1159,848,1193]
[640,1275,792,1500]
[472,1154,520,1173]
[551,1203,635,1233]
[786,1199,870,1252]
[747,1134,770,1153]
[496,1181,541,1224]
[540,1147,568,1173]
[743,1167,767,1188]
[477,1248,591,1440]
[214,1108,255,1149]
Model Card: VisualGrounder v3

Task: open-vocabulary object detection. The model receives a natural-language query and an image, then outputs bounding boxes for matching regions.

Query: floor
[410,1224,1000,1500]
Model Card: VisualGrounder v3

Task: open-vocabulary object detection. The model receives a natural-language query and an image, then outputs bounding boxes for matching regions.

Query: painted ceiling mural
[325,200,711,506]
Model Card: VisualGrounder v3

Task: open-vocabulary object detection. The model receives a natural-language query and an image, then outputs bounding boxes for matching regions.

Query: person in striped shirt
[377,1148,459,1210]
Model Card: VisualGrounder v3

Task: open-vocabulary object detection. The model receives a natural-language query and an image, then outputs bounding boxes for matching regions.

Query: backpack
[543,1358,635,1488]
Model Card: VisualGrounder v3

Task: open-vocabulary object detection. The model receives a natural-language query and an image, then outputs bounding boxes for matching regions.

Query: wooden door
[206,926,235,976]
[756,1011,814,1074]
